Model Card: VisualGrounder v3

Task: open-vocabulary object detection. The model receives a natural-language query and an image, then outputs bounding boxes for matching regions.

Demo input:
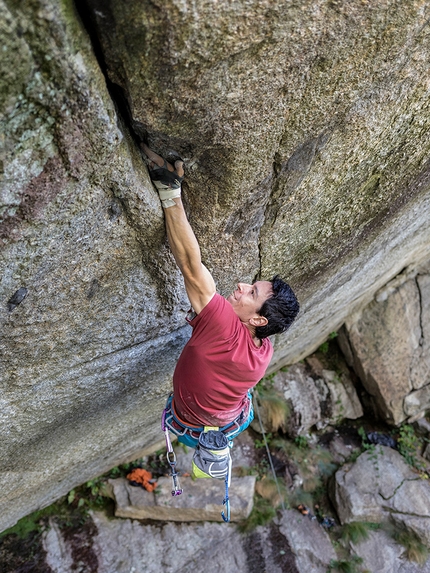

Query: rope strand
[254,389,303,559]
[254,389,286,511]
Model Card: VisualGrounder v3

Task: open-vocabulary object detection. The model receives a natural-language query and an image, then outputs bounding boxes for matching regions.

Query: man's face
[226,281,273,325]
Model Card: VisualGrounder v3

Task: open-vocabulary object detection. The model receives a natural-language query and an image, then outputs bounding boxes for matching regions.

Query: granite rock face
[84,0,430,366]
[342,261,430,424]
[2,0,430,531]
[331,445,430,546]
[41,509,336,573]
[255,361,363,436]
[0,0,189,532]
[351,529,430,573]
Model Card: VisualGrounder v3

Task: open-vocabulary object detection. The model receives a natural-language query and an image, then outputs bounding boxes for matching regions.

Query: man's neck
[243,322,262,347]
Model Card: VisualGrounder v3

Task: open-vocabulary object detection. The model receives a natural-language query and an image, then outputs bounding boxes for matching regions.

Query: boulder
[351,529,430,573]
[343,264,430,424]
[258,363,362,436]
[331,446,430,546]
[277,510,337,573]
[110,476,256,522]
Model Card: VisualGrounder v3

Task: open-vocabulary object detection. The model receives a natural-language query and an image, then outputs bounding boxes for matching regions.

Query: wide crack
[73,0,139,143]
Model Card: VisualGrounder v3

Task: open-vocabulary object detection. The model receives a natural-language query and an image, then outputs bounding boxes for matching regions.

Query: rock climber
[141,143,300,448]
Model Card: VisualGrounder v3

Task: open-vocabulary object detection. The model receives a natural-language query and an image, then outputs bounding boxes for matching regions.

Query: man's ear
[249,315,268,327]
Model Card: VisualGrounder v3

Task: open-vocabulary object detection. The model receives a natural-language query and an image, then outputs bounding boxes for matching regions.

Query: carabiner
[162,417,183,497]
[221,497,230,522]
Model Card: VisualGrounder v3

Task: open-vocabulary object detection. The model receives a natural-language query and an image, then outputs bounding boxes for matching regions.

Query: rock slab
[344,265,430,424]
[110,476,256,522]
[255,362,363,436]
[277,510,337,573]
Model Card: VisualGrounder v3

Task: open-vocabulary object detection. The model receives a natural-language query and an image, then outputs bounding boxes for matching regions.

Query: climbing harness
[162,393,252,448]
[161,408,183,496]
[161,395,241,521]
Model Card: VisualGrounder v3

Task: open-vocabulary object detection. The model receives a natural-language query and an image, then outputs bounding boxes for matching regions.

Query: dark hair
[255,275,300,339]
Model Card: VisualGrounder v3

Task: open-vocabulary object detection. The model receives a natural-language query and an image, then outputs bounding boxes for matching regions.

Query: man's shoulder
[188,293,237,330]
[197,292,232,316]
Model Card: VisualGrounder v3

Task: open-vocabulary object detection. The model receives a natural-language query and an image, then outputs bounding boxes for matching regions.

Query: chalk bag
[191,430,231,479]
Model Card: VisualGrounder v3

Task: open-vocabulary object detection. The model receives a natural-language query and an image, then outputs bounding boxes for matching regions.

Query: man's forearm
[163,198,202,277]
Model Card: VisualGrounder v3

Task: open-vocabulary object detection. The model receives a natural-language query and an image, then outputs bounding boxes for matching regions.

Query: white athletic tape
[161,198,177,208]
[158,186,181,200]
[152,181,181,208]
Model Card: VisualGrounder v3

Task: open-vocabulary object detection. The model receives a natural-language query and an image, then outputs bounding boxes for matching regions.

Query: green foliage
[272,437,338,509]
[108,466,122,478]
[0,507,55,539]
[346,448,362,464]
[394,529,429,564]
[356,427,382,481]
[327,555,364,573]
[83,478,107,508]
[108,457,146,477]
[254,433,273,449]
[357,427,374,452]
[397,424,424,470]
[319,332,338,354]
[0,499,75,540]
[319,341,330,354]
[260,372,276,386]
[253,457,270,479]
[238,496,277,532]
[294,435,309,449]
[318,459,338,478]
[287,488,314,509]
[340,522,371,545]
[0,455,162,543]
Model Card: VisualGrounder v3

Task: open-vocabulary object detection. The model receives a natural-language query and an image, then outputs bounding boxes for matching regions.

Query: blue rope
[221,472,230,522]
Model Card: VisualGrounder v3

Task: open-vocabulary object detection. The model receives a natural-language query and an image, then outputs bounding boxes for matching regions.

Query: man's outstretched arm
[141,144,216,314]
[164,197,216,314]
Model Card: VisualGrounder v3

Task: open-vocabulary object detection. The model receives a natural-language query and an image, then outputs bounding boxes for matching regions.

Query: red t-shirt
[173,293,273,427]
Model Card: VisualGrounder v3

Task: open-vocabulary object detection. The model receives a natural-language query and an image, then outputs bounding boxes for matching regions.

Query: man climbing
[141,143,300,448]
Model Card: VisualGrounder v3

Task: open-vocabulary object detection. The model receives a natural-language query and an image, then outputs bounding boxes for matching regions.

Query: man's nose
[238,282,251,292]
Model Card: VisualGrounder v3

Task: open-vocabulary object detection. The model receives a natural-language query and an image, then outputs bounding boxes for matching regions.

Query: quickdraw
[221,447,232,523]
[161,408,183,496]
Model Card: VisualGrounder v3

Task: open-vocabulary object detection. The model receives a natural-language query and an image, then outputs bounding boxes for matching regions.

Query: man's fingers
[175,160,184,177]
[141,142,184,177]
[141,143,164,167]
